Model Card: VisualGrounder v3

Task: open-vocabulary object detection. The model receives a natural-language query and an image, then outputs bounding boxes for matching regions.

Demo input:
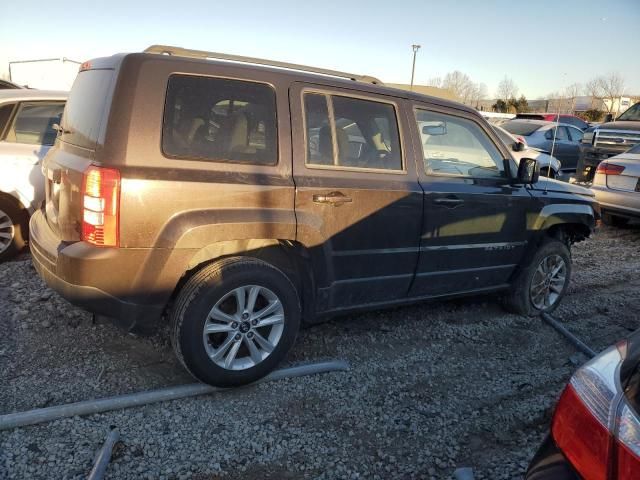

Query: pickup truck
[576,102,640,182]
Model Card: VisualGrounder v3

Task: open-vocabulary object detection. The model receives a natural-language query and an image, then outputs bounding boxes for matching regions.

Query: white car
[0,90,67,260]
[591,143,640,226]
[491,124,562,178]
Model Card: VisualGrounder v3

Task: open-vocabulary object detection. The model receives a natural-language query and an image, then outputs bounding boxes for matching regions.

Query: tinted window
[567,127,584,142]
[503,121,543,136]
[562,116,588,129]
[545,126,568,141]
[416,110,505,178]
[304,93,402,171]
[62,69,113,149]
[5,102,64,146]
[304,93,333,165]
[618,103,640,121]
[163,75,278,165]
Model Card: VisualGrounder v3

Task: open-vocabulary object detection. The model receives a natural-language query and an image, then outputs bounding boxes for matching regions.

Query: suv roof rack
[144,45,383,85]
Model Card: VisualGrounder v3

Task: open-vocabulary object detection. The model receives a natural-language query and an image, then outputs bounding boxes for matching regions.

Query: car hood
[596,121,640,131]
[531,178,594,197]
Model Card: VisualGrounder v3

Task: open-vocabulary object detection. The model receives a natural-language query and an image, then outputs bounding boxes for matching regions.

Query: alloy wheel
[530,254,567,310]
[0,209,14,254]
[202,285,285,371]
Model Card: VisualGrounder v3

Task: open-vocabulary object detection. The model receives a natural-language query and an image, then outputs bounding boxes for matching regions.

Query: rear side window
[5,102,64,146]
[303,92,402,171]
[545,126,568,141]
[163,75,278,165]
[0,103,15,139]
[61,69,114,149]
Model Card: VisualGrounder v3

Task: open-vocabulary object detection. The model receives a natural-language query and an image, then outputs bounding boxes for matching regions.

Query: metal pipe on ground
[87,429,120,480]
[541,313,597,359]
[0,360,349,431]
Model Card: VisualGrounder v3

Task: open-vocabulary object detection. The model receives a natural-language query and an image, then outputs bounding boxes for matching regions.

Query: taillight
[551,342,640,479]
[596,162,626,175]
[81,166,120,247]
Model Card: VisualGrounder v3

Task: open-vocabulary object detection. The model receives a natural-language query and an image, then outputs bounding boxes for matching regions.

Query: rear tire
[0,198,28,262]
[503,239,571,316]
[170,257,301,387]
[601,212,628,227]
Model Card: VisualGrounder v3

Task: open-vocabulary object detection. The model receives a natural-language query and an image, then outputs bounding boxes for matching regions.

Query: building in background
[8,58,80,90]
[387,83,457,101]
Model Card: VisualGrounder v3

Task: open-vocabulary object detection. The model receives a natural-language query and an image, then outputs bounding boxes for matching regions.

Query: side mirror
[516,158,539,184]
[512,141,526,152]
[422,122,447,136]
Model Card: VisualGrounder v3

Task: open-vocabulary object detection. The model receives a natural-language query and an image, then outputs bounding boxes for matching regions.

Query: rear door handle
[313,191,353,206]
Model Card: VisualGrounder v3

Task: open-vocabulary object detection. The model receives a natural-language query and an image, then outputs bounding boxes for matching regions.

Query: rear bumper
[526,435,579,480]
[592,185,640,219]
[29,210,172,332]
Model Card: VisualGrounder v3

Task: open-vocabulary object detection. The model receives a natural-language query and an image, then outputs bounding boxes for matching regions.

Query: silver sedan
[591,143,640,226]
[491,124,561,177]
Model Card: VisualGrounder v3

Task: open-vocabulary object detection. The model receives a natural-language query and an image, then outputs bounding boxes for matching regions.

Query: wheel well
[167,240,316,324]
[546,223,591,245]
[0,192,27,212]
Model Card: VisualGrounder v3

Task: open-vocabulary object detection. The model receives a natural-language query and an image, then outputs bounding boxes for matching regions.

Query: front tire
[170,257,301,387]
[503,239,571,316]
[0,198,28,262]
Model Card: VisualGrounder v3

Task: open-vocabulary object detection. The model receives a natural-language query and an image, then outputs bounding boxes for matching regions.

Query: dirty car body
[30,46,598,386]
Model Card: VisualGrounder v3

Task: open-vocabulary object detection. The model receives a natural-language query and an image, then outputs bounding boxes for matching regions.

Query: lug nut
[242,312,249,319]
[247,332,254,339]
[231,322,239,329]
[234,334,241,341]
[251,319,258,326]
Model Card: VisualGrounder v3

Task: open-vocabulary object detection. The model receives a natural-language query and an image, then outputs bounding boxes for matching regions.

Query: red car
[526,331,640,479]
[516,113,590,131]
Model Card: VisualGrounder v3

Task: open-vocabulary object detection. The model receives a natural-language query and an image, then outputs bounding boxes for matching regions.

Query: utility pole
[410,44,421,91]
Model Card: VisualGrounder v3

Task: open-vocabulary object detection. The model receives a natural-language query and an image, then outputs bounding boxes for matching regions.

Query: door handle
[313,191,353,206]
[433,197,464,206]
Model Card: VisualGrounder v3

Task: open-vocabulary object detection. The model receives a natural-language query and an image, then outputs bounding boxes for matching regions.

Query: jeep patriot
[30,45,598,386]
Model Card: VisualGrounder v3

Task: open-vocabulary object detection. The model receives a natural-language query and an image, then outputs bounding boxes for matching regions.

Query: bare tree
[470,82,488,108]
[564,83,582,112]
[442,71,474,104]
[585,77,604,108]
[496,76,518,102]
[598,73,625,113]
[426,76,442,88]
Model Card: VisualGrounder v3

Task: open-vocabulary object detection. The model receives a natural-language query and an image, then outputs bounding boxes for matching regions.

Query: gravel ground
[1,222,639,480]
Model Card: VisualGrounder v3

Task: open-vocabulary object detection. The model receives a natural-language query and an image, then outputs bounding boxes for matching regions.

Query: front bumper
[29,210,167,332]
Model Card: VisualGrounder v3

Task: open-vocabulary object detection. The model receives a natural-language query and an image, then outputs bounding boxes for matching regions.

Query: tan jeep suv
[30,45,597,386]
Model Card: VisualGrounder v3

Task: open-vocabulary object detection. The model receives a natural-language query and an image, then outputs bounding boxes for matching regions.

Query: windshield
[502,121,542,136]
[627,143,640,154]
[60,68,114,149]
[618,103,640,122]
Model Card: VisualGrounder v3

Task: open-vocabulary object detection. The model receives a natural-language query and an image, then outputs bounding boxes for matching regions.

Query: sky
[1,0,639,99]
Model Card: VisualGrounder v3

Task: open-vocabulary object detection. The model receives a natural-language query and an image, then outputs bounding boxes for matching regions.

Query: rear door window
[303,92,402,171]
[567,126,584,143]
[4,102,64,146]
[162,75,278,165]
[0,103,16,139]
[545,127,568,141]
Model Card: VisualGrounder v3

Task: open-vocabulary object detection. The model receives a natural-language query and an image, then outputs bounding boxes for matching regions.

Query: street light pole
[410,44,421,91]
